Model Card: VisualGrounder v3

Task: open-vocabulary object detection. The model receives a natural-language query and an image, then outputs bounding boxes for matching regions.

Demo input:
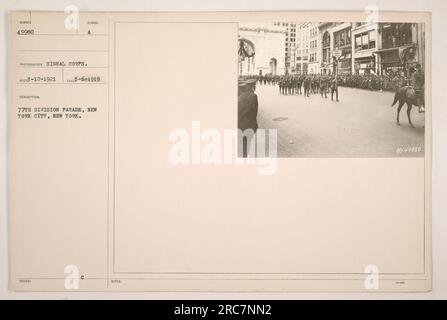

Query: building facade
[375,23,425,76]
[273,22,298,74]
[331,23,353,75]
[238,22,425,77]
[318,22,424,76]
[238,23,286,76]
[318,22,338,75]
[351,22,379,74]
[294,22,311,75]
[308,23,320,74]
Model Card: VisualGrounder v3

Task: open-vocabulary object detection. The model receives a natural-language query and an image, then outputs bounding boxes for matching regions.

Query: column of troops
[249,74,340,101]
[244,70,423,93]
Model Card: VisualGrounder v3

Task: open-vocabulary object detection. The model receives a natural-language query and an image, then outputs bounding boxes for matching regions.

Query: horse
[391,86,423,127]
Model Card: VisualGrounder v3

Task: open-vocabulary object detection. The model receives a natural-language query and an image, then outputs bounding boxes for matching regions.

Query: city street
[255,83,425,157]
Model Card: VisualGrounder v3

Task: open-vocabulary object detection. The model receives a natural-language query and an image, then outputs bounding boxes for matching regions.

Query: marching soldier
[291,76,297,95]
[330,76,339,102]
[288,76,293,95]
[303,76,311,97]
[296,76,303,95]
[319,75,328,99]
[312,76,319,94]
[286,76,292,94]
[278,77,284,94]
[278,76,283,94]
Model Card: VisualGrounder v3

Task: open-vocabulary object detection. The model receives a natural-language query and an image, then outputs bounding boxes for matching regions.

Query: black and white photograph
[238,22,426,157]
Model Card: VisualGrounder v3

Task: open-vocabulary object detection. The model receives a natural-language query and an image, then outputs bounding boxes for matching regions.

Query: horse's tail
[391,90,399,107]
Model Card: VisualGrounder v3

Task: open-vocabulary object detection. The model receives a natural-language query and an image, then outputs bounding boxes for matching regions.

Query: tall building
[308,23,320,74]
[294,22,311,75]
[274,22,298,74]
[238,23,286,76]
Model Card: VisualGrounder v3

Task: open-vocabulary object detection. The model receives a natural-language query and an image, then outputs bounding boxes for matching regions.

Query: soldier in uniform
[278,76,283,94]
[291,76,297,95]
[238,79,258,157]
[296,75,303,95]
[411,64,425,112]
[312,75,320,94]
[303,76,311,97]
[330,76,339,102]
[319,75,328,99]
[286,76,292,94]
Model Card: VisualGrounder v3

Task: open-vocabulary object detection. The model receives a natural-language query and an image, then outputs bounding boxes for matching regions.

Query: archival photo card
[8,10,431,292]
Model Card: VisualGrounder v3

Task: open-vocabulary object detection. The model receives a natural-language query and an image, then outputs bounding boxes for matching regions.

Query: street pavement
[255,83,425,157]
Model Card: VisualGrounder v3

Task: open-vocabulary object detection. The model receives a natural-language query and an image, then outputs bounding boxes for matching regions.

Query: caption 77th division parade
[237,22,425,158]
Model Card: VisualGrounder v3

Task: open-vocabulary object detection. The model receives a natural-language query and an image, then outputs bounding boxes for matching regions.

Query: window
[322,31,331,64]
[355,34,362,50]
[333,28,350,48]
[355,30,377,51]
[361,33,368,50]
[334,33,339,47]
[369,31,376,49]
[381,23,412,49]
[323,31,330,48]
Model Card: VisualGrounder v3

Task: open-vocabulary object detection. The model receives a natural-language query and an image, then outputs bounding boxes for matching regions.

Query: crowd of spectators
[337,72,410,92]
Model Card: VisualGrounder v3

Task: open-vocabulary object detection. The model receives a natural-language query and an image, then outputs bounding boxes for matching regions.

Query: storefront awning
[374,44,414,54]
[375,44,415,65]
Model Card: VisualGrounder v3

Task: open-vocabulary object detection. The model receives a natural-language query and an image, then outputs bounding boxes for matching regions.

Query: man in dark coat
[238,79,258,157]
[411,64,425,112]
